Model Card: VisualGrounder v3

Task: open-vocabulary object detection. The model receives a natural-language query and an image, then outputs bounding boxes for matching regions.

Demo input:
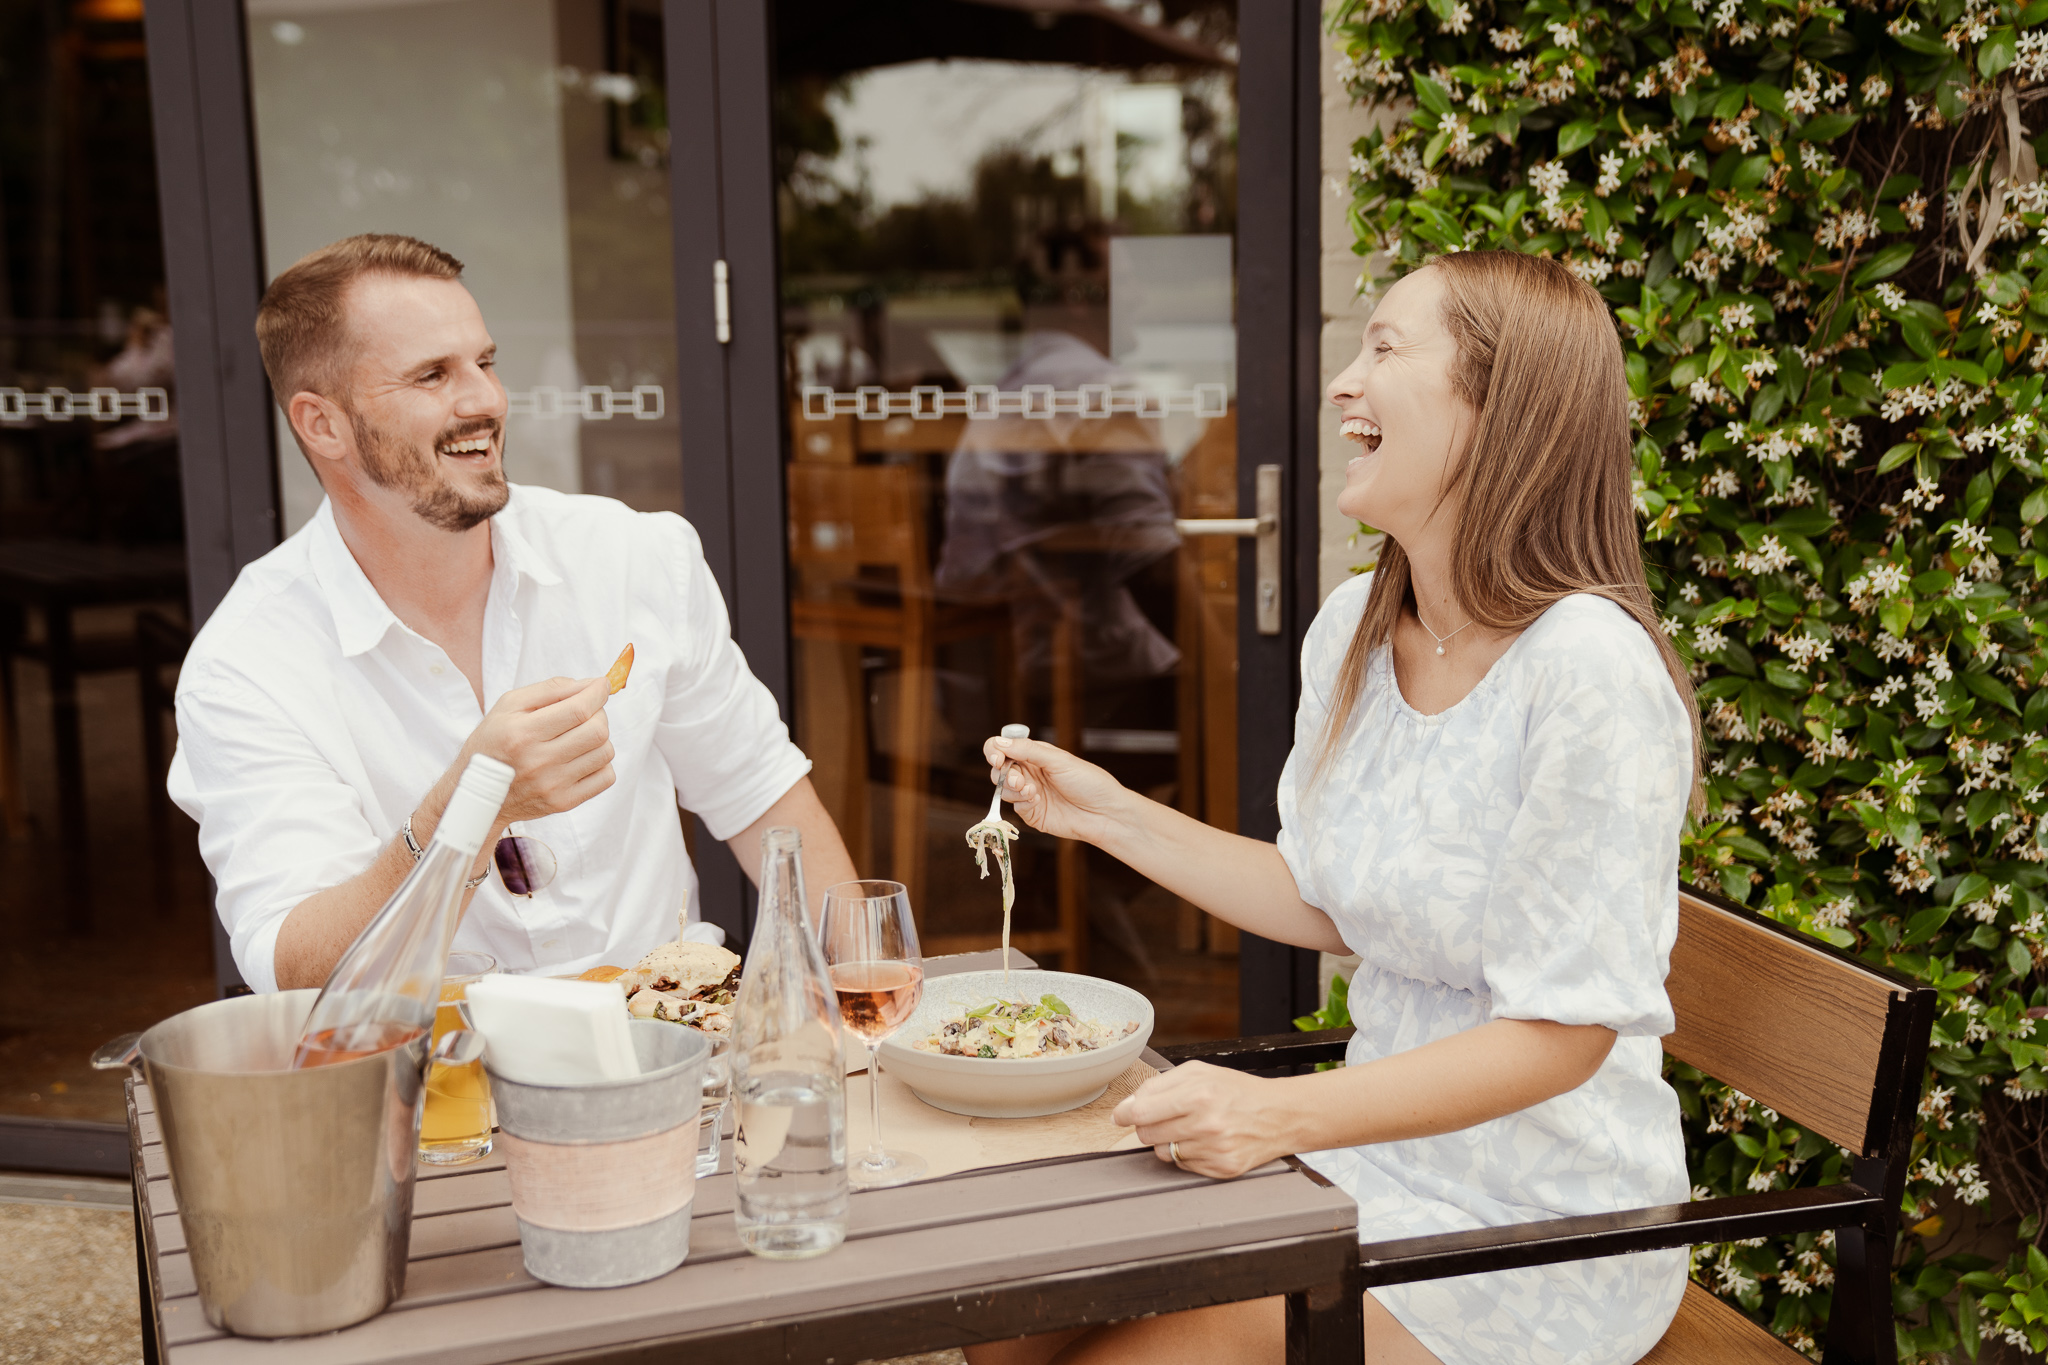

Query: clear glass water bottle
[293,755,514,1068]
[732,827,848,1258]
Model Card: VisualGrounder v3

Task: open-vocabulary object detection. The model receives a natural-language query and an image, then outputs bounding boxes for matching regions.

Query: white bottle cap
[433,755,514,858]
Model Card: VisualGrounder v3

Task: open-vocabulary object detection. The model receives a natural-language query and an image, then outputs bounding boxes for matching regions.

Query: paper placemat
[846,1061,1158,1180]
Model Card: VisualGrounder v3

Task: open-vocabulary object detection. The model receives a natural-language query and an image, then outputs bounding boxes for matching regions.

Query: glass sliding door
[243,0,684,530]
[771,1,1245,1042]
[0,0,213,1128]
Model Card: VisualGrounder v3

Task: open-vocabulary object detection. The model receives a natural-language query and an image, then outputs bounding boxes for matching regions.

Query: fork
[980,723,1031,826]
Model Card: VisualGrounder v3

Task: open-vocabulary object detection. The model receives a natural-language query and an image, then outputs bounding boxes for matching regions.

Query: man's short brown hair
[255,233,465,411]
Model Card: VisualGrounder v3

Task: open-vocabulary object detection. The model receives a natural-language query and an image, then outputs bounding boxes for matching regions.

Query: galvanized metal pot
[487,1020,710,1289]
[115,989,427,1337]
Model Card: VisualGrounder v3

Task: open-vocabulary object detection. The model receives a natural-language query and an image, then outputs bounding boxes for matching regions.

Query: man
[169,233,856,992]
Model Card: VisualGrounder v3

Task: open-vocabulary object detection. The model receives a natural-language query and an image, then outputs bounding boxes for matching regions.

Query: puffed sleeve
[642,513,812,840]
[168,666,384,995]
[1481,606,1690,1037]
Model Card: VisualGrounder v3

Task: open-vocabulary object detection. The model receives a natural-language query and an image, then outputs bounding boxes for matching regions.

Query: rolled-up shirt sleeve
[644,515,811,840]
[167,667,383,994]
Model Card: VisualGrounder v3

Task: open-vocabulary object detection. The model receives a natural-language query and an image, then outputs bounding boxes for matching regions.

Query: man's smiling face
[336,273,511,533]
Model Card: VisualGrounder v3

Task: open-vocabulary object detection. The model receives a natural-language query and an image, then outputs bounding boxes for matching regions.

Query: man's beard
[349,407,510,533]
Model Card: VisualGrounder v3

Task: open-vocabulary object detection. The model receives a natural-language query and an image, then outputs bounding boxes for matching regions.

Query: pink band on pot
[498,1127,695,1233]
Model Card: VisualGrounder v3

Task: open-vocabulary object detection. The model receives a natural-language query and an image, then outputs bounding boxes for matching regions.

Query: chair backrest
[1666,884,1933,1157]
[785,462,929,594]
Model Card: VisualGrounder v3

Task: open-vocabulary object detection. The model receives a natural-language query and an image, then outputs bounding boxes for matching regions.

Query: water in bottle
[732,827,848,1258]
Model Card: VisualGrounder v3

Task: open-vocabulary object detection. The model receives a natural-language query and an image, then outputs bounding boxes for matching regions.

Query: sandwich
[591,940,742,1034]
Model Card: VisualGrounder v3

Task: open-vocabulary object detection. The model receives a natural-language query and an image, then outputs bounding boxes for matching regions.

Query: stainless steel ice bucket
[126,989,428,1337]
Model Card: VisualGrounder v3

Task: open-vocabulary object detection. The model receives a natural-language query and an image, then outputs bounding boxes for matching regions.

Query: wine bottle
[732,827,848,1258]
[293,755,514,1069]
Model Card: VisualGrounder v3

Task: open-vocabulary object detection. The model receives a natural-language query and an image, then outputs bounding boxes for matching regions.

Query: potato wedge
[606,643,634,695]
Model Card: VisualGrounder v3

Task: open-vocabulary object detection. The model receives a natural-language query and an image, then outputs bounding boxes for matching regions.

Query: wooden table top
[128,953,1360,1365]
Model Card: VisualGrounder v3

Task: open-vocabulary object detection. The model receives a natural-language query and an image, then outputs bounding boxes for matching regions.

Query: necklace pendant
[1435,644,1445,656]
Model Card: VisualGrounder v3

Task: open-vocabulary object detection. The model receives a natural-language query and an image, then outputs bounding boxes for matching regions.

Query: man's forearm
[272,762,496,990]
[726,776,858,927]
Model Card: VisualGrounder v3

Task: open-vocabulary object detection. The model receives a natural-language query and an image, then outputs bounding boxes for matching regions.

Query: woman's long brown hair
[1313,251,1703,809]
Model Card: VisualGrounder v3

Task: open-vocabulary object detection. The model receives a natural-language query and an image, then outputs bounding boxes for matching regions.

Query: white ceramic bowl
[877,969,1154,1118]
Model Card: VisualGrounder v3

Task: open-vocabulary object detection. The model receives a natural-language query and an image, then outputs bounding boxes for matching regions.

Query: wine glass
[819,879,927,1188]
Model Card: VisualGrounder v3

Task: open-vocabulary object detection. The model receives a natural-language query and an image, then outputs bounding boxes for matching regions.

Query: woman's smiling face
[1327,267,1472,539]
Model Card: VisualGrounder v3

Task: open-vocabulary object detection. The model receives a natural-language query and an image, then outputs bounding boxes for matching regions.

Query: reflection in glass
[244,0,682,534]
[774,3,1242,1044]
[0,0,214,1124]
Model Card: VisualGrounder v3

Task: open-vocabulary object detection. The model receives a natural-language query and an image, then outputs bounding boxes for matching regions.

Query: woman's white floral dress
[1279,574,1693,1365]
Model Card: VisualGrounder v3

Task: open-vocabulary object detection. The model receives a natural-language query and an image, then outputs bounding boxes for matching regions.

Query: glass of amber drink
[419,951,497,1165]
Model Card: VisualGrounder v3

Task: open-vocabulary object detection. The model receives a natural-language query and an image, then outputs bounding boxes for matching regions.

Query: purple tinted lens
[495,837,542,896]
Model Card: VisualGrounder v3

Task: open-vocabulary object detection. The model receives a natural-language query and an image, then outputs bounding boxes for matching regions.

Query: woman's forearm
[1276,1017,1617,1152]
[1092,794,1349,954]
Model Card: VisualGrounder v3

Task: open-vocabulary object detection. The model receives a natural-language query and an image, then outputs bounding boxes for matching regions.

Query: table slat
[166,1168,1351,1365]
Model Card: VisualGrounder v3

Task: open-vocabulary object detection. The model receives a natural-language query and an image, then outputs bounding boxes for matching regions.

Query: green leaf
[1423,125,1453,169]
[1797,111,1858,143]
[1903,905,1953,946]
[2011,938,2036,979]
[1731,156,1773,191]
[1854,242,1917,286]
[1880,597,1914,636]
[1557,119,1598,155]
[1413,73,1453,118]
[1878,442,1920,475]
[1712,85,1748,120]
[2022,487,2048,525]
[1980,27,2018,78]
[1964,671,2020,714]
[1747,83,1786,118]
[1902,317,1940,359]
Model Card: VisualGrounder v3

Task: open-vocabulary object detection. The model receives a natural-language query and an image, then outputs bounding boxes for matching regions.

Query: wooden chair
[787,462,1018,932]
[1160,882,1937,1365]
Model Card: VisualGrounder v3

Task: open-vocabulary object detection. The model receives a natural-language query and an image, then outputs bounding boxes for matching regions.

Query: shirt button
[430,663,445,676]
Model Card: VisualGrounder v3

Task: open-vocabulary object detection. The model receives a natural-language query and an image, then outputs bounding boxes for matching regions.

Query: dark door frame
[693,0,1329,1030]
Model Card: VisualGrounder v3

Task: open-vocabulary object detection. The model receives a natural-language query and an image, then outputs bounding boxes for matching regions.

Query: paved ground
[0,1178,142,1365]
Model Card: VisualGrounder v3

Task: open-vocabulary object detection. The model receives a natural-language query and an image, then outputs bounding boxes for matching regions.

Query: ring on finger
[1168,1141,1184,1169]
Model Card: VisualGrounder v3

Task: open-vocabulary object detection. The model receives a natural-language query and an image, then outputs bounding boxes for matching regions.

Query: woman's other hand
[982,735,1131,846]
[1111,1060,1293,1180]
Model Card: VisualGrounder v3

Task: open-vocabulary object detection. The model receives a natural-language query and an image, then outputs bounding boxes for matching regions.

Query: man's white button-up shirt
[168,485,811,992]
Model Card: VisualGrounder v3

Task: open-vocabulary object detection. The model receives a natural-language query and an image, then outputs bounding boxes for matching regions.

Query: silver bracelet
[403,815,490,891]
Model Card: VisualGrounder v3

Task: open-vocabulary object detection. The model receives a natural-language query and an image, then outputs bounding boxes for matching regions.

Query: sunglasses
[492,829,558,897]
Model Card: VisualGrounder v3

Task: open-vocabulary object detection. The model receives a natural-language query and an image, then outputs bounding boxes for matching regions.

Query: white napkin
[464,975,640,1085]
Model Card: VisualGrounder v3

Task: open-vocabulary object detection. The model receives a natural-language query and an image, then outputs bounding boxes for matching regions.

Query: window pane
[773,4,1243,1044]
[244,0,682,534]
[0,0,211,1124]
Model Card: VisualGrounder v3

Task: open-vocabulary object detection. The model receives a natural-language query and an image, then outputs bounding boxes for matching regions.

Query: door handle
[1173,464,1282,636]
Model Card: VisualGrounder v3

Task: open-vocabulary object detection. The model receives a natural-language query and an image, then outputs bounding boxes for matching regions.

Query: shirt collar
[306,489,564,660]
[489,492,564,589]
[307,500,399,659]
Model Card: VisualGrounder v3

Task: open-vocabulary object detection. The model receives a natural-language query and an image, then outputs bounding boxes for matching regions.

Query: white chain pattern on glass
[1,384,668,424]
[1,387,171,423]
[800,382,1227,423]
[504,385,665,421]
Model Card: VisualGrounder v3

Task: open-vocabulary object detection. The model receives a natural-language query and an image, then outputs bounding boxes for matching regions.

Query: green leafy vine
[1331,0,2048,1355]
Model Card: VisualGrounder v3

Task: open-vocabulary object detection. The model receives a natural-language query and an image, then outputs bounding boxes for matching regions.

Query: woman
[968,252,1700,1365]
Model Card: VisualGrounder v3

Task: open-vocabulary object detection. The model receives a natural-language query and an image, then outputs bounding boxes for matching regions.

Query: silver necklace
[1416,610,1475,657]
